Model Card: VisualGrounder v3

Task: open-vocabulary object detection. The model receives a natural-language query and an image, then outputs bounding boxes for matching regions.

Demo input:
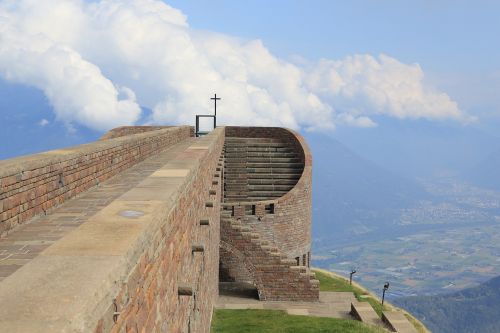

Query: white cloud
[306,55,475,124]
[0,0,473,132]
[38,118,49,126]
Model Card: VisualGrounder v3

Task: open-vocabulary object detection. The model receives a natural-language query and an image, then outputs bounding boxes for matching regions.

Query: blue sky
[0,0,499,158]
[168,0,499,68]
[168,0,500,120]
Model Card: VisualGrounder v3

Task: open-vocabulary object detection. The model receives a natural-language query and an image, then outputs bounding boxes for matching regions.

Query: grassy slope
[211,309,386,333]
[313,268,430,333]
[313,269,387,316]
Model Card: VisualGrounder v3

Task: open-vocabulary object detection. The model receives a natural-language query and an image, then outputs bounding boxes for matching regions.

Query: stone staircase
[223,137,303,202]
[350,301,419,332]
[220,211,319,301]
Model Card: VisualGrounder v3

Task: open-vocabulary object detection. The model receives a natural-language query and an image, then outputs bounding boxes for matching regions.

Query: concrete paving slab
[216,291,356,320]
[150,169,190,177]
[224,303,264,310]
[0,255,123,332]
[43,200,163,257]
[287,309,309,316]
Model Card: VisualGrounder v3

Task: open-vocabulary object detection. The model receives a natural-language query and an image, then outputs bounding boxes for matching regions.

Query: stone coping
[0,126,191,178]
[0,128,224,332]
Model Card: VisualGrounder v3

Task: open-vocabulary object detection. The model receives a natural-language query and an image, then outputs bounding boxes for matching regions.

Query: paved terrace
[217,291,356,319]
[0,138,195,282]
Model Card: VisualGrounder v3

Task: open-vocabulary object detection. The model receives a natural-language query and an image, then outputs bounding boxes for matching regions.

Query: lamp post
[382,282,390,305]
[349,270,357,285]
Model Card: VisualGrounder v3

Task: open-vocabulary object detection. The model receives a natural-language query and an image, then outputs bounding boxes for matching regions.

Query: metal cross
[210,94,221,116]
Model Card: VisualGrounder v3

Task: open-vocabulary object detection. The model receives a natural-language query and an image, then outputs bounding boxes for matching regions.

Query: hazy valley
[306,126,500,332]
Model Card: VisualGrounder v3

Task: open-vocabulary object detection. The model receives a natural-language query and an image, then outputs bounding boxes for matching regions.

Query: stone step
[247,179,298,185]
[245,162,303,168]
[246,173,301,179]
[224,154,297,160]
[223,184,247,189]
[245,168,302,174]
[246,157,302,163]
[310,279,320,286]
[225,147,294,153]
[224,185,247,189]
[351,302,383,328]
[281,258,298,266]
[224,142,291,148]
[246,191,289,197]
[224,196,248,201]
[225,196,281,202]
[247,184,295,191]
[223,176,248,181]
[225,137,293,143]
[223,184,248,189]
[246,152,298,158]
[290,266,307,273]
[224,162,247,167]
[382,311,418,333]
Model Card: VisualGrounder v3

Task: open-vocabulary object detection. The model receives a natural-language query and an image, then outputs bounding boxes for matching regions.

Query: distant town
[314,178,500,298]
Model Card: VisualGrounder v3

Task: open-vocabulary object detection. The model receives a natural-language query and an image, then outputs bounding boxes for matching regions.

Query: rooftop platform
[0,128,224,332]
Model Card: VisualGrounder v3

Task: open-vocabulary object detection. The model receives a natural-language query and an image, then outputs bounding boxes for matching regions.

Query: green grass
[211,309,385,333]
[313,270,387,316]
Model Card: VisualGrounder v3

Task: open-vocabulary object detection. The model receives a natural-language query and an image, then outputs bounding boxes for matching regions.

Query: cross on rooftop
[211,93,221,116]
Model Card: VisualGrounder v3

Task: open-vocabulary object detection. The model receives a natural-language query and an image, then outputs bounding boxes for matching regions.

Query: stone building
[0,125,318,332]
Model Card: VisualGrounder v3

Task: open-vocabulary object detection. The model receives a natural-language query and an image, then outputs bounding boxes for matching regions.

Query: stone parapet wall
[96,128,224,333]
[0,126,192,237]
[224,126,312,260]
[0,128,225,333]
[100,126,196,140]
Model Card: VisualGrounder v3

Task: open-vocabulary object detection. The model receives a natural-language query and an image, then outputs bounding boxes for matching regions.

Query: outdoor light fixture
[349,269,357,285]
[382,282,390,305]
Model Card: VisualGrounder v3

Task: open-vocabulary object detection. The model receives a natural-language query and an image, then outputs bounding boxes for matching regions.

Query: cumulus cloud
[0,0,473,132]
[306,55,475,125]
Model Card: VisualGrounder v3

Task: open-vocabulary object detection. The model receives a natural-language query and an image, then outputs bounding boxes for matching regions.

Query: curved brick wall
[224,126,312,263]
[0,126,192,237]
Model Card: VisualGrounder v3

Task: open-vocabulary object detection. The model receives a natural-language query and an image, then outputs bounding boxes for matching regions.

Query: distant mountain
[393,275,500,333]
[465,149,500,191]
[331,117,500,178]
[304,132,428,242]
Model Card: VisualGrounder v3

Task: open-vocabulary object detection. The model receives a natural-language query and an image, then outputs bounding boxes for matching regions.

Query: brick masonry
[222,127,312,262]
[220,126,317,301]
[220,214,319,301]
[95,129,225,333]
[0,125,317,333]
[0,126,192,237]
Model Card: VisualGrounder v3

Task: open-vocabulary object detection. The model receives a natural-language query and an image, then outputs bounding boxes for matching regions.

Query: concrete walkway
[216,291,356,319]
[0,138,195,282]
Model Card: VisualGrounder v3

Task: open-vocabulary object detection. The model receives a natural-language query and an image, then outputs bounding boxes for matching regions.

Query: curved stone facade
[223,126,312,265]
